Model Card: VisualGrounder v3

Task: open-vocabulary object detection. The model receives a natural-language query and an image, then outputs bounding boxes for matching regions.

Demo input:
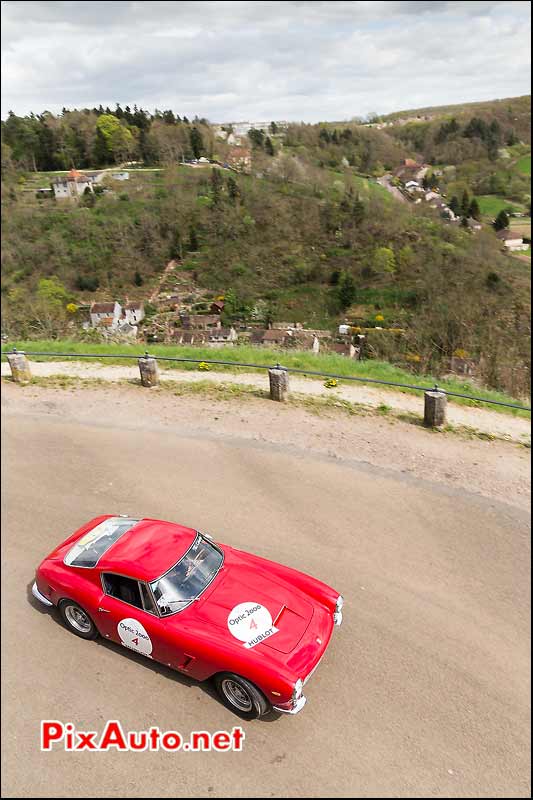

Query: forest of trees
[1,104,216,171]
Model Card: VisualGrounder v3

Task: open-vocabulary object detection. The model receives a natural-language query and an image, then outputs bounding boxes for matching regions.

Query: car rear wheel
[214,672,270,719]
[59,600,98,640]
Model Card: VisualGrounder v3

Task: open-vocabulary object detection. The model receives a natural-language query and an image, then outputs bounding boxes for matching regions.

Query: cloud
[1,0,531,121]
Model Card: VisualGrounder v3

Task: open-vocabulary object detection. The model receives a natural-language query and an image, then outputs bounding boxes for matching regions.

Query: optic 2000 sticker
[117,618,153,656]
[227,602,279,649]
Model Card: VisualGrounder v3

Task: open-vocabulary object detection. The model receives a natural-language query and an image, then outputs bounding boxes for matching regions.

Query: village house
[327,342,357,358]
[210,299,225,314]
[90,301,122,330]
[261,329,288,347]
[496,229,529,251]
[286,331,320,353]
[226,146,252,172]
[122,302,145,325]
[174,330,208,345]
[208,327,238,347]
[181,314,221,330]
[272,321,303,330]
[52,169,94,199]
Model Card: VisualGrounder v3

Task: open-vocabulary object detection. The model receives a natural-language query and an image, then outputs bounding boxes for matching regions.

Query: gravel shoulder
[1,360,530,442]
[2,378,530,511]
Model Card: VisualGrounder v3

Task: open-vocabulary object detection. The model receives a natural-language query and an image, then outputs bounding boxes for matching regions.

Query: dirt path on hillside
[2,359,530,442]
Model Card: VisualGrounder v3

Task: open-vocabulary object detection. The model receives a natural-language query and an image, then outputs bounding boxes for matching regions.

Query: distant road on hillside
[377,174,409,203]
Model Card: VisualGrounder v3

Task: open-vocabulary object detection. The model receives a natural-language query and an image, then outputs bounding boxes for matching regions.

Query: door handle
[98,607,111,613]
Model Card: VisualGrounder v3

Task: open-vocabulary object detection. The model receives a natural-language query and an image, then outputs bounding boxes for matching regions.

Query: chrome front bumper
[273,695,307,715]
[333,610,343,626]
[32,582,53,607]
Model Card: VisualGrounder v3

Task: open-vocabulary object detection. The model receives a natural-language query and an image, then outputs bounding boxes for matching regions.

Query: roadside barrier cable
[2,349,530,413]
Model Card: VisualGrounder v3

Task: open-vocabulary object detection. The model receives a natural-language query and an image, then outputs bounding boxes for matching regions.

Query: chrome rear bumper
[32,582,53,607]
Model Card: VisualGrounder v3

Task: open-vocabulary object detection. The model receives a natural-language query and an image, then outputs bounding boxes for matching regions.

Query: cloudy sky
[1,1,531,121]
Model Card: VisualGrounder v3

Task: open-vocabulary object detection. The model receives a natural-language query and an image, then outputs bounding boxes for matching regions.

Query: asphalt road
[1,391,530,797]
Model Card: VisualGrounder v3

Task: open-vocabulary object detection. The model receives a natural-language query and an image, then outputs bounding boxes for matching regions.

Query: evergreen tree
[189,126,204,158]
[353,195,365,225]
[210,168,223,203]
[449,195,460,215]
[461,189,470,217]
[337,271,357,310]
[134,270,144,286]
[227,175,240,203]
[493,210,509,231]
[248,128,265,149]
[269,121,278,134]
[264,136,275,156]
[188,225,199,251]
[468,198,481,221]
[169,228,182,259]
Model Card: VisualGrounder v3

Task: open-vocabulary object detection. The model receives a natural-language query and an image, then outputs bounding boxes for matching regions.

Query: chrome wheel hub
[65,605,91,633]
[221,679,253,712]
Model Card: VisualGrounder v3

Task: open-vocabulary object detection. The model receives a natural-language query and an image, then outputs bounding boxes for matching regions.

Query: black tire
[59,600,98,641]
[214,672,270,720]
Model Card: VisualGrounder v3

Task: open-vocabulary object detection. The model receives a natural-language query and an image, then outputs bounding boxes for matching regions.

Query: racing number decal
[227,602,279,649]
[117,618,153,656]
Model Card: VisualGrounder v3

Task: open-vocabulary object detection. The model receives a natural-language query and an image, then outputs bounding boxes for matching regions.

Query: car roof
[97,518,198,581]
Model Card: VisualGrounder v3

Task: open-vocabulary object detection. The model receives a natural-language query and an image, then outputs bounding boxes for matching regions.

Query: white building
[90,301,122,330]
[52,169,94,199]
[111,172,130,181]
[496,230,529,251]
[123,302,145,325]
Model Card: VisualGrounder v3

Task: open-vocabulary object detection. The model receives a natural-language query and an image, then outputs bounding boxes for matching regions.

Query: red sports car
[32,515,344,718]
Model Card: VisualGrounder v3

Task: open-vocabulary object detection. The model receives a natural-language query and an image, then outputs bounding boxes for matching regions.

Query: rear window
[64,517,140,568]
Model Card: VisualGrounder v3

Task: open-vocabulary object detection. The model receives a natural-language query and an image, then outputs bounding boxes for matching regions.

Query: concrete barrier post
[269,367,289,402]
[424,389,447,427]
[138,355,159,387]
[7,350,32,384]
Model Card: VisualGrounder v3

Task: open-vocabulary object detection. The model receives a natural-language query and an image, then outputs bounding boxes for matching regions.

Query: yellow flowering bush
[66,303,79,314]
[198,362,211,371]
[324,378,338,388]
[405,353,421,363]
[453,348,469,359]
[375,313,385,322]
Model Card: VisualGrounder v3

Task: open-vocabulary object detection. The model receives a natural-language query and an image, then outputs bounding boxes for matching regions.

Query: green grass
[515,154,531,176]
[2,339,530,417]
[477,195,523,218]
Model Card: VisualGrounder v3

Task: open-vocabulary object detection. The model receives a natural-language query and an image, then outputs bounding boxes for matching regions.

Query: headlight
[333,595,344,626]
[292,678,303,701]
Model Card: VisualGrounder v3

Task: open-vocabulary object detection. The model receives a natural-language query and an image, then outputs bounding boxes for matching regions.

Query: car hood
[195,551,314,654]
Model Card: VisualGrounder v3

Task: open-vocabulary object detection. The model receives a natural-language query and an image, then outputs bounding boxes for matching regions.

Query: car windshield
[64,517,140,568]
[150,534,223,615]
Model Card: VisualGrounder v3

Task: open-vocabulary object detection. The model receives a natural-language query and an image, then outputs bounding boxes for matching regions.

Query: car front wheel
[59,600,98,640]
[214,672,270,719]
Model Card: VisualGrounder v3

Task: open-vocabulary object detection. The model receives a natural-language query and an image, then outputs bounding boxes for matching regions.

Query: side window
[102,573,143,610]
[139,583,158,615]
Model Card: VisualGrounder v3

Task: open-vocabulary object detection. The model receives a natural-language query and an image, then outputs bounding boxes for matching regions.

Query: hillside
[375,95,531,142]
[1,99,531,399]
